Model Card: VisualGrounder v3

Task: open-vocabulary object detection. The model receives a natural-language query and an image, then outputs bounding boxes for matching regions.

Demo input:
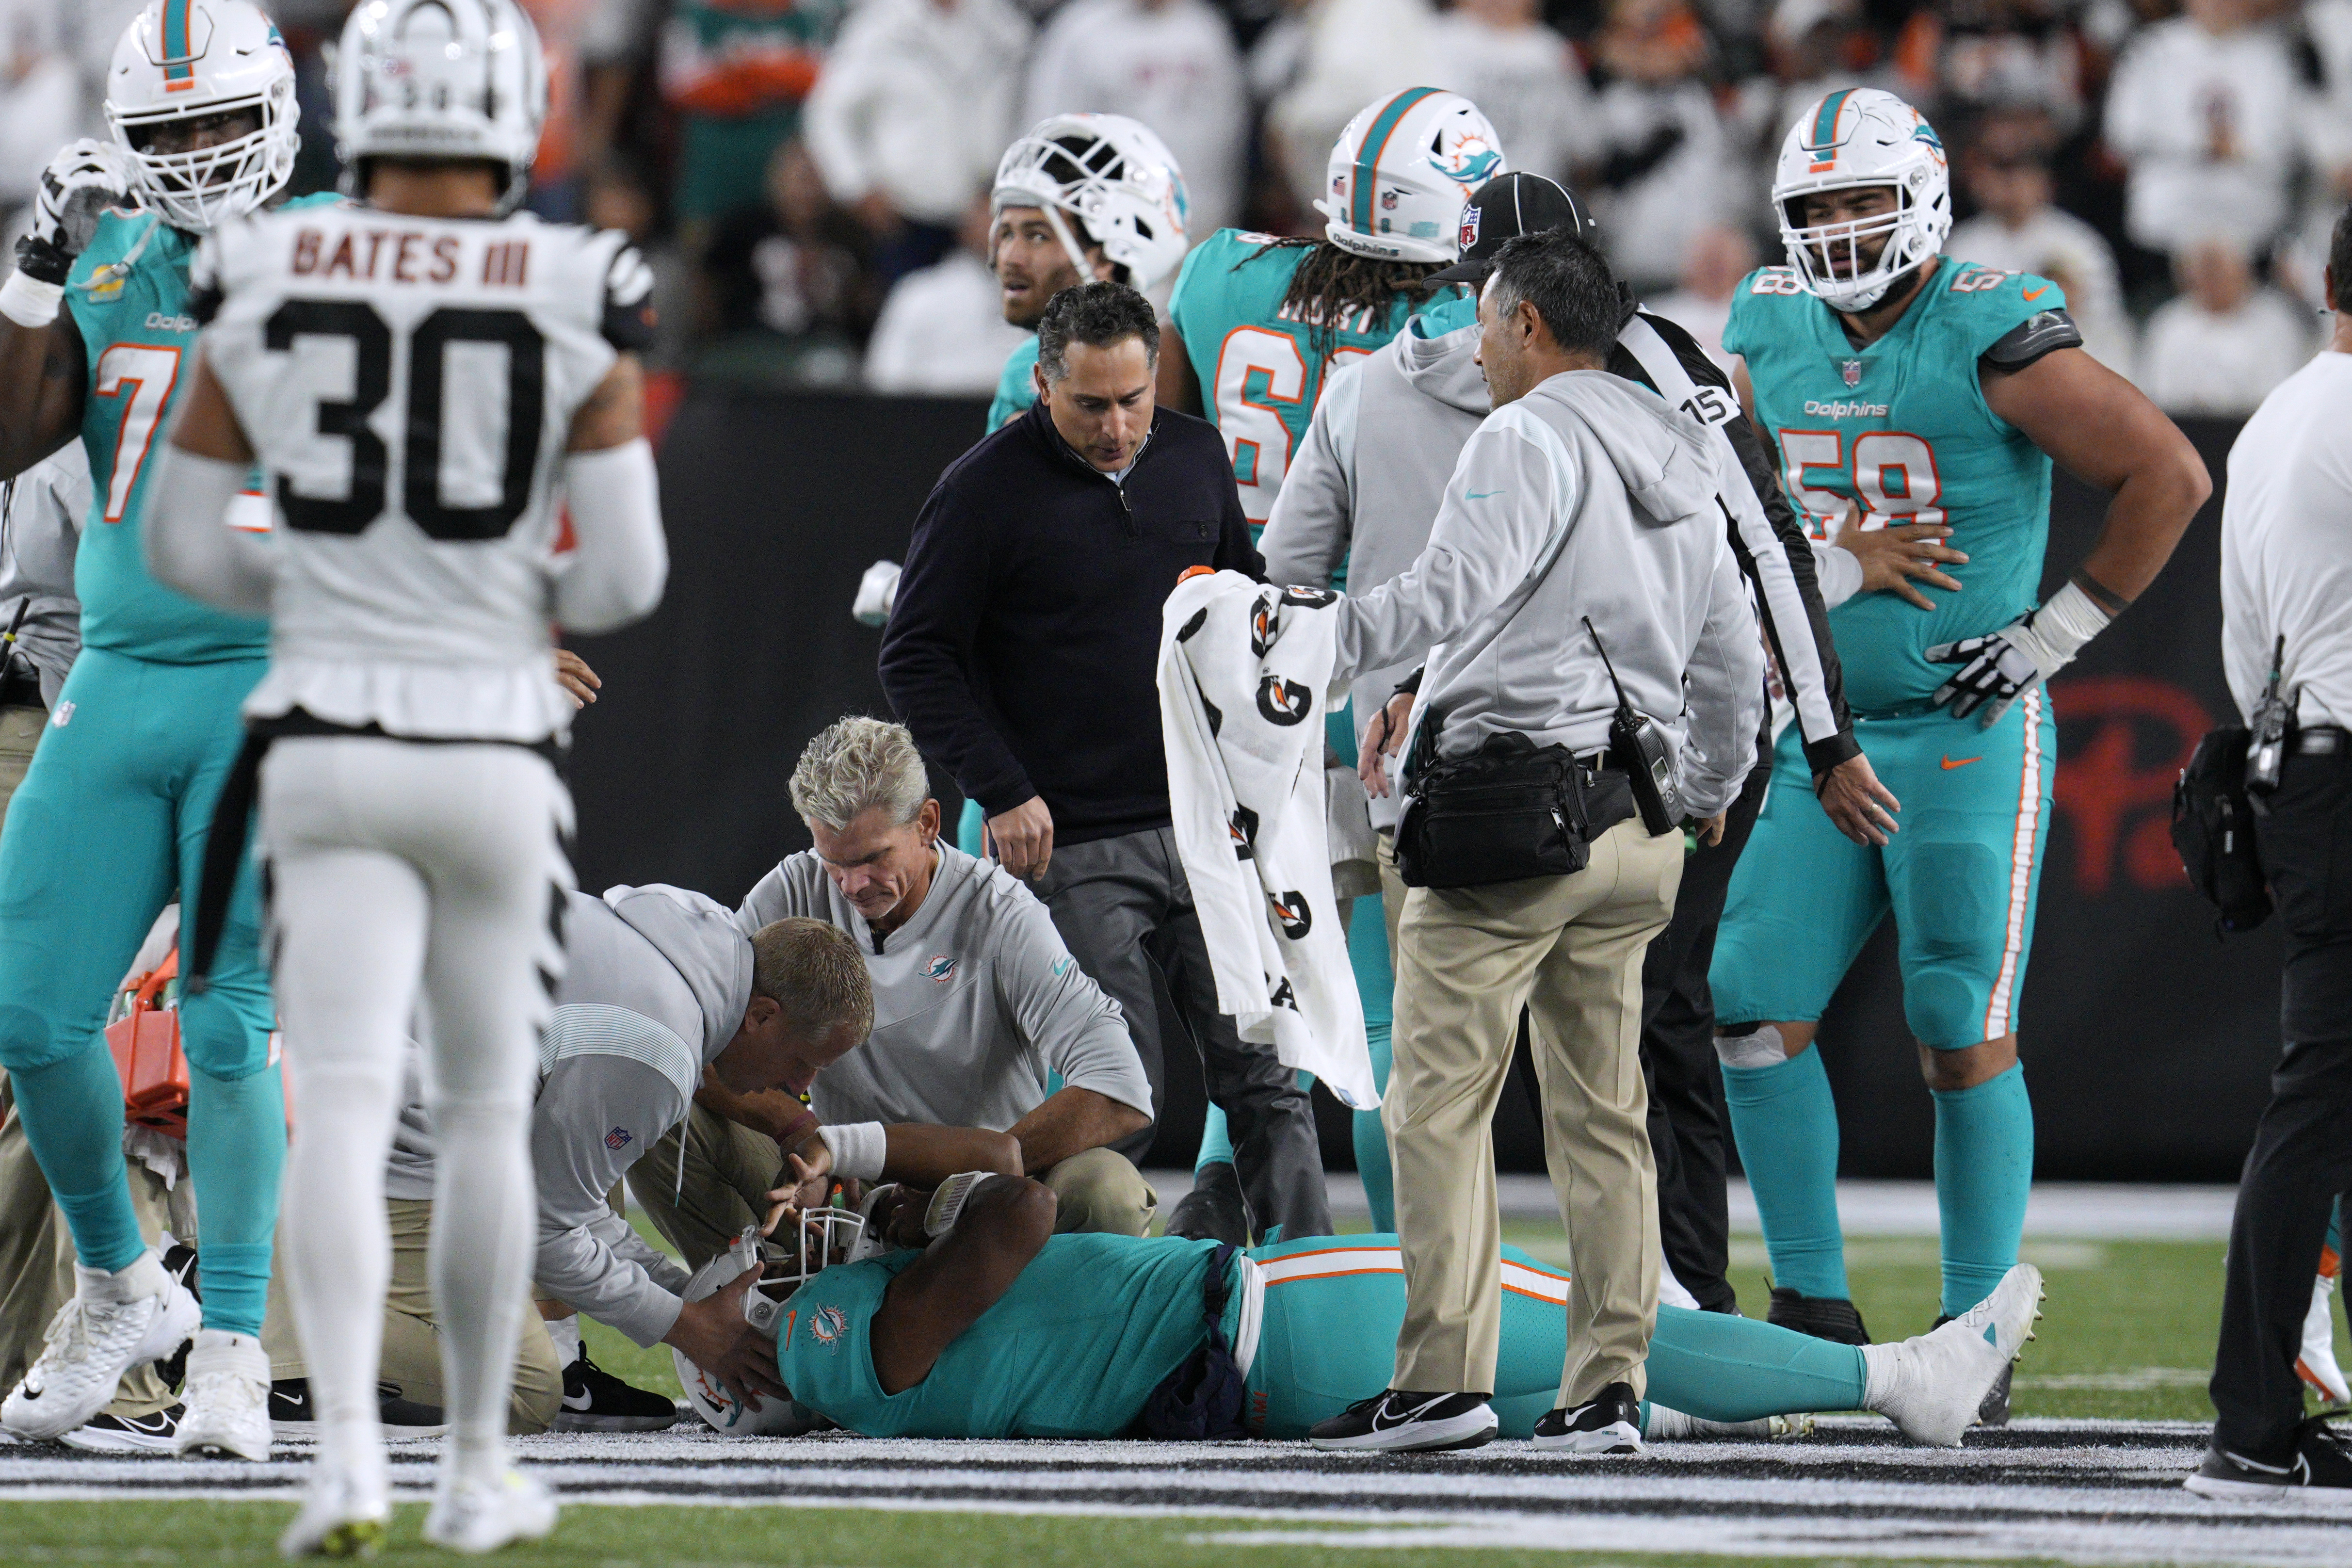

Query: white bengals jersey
[194,200,655,741]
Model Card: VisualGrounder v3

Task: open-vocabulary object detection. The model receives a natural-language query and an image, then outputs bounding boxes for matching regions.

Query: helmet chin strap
[1038,200,1099,286]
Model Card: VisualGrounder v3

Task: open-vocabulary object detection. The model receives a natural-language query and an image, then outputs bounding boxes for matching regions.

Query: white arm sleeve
[1809,537,1863,609]
[143,445,275,616]
[555,437,667,635]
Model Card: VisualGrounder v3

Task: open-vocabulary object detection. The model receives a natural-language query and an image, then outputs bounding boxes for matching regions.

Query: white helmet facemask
[105,0,300,233]
[992,114,1191,293]
[670,1212,885,1437]
[1772,87,1951,313]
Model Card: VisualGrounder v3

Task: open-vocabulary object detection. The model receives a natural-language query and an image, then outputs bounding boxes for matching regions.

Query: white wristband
[816,1120,887,1184]
[2029,579,2112,661]
[923,1170,996,1238]
[0,273,63,329]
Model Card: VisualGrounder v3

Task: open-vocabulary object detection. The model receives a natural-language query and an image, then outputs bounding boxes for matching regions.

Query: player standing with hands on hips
[1708,88,2206,1397]
[145,0,666,1552]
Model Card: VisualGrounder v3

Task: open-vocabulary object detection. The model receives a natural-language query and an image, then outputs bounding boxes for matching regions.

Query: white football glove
[19,140,134,283]
[1927,579,2114,728]
[852,560,902,627]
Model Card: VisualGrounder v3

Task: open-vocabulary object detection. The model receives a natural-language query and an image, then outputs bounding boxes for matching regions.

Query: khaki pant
[0,1074,192,1419]
[1387,815,1683,1406]
[631,1104,1158,1270]
[258,1197,564,1434]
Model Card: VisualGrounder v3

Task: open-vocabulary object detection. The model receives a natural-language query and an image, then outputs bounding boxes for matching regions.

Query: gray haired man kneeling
[1306,230,1762,1456]
[632,716,1160,1267]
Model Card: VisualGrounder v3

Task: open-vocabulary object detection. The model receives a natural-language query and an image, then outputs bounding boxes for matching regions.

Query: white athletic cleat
[2298,1268,2349,1406]
[1643,1404,1814,1441]
[1,1251,200,1442]
[423,1466,558,1554]
[176,1329,274,1460]
[278,1457,390,1559]
[1861,1263,2043,1448]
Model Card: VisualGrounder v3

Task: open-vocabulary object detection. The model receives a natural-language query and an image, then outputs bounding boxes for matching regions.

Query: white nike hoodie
[1332,367,1763,818]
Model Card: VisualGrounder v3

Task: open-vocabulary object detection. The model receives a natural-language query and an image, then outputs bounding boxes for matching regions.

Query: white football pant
[260,737,571,1490]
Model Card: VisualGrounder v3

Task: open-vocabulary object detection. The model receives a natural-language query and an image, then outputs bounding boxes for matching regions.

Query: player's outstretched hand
[985,797,1055,881]
[761,1142,836,1236]
[555,648,601,708]
[20,140,132,282]
[1359,689,1414,798]
[670,1266,789,1411]
[1835,506,1967,611]
[1929,616,2058,728]
[1814,752,1902,847]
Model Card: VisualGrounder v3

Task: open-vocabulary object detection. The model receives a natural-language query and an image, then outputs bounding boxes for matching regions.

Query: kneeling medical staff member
[636,717,1159,1260]
[1307,228,1763,1455]
[264,894,873,1429]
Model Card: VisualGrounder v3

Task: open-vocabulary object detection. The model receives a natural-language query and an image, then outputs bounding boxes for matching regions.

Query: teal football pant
[1243,1235,1865,1437]
[0,649,281,1335]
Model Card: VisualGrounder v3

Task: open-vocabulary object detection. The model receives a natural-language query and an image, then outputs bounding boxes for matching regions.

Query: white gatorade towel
[1158,569,1374,1109]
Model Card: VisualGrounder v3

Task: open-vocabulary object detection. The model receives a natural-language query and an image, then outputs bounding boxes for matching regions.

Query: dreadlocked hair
[1240,237,1451,364]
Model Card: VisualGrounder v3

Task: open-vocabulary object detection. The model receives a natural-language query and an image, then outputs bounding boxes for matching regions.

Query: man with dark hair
[1307,226,1764,1455]
[881,279,1333,1246]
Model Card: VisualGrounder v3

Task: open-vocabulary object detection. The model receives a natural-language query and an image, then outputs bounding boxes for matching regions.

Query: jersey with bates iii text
[66,204,332,664]
[1169,228,1468,528]
[193,202,656,741]
[1724,261,2063,717]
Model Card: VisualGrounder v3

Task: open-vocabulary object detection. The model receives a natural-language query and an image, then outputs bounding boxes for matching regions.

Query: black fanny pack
[1140,1244,1248,1440]
[1395,715,1632,891]
[2171,726,2271,935]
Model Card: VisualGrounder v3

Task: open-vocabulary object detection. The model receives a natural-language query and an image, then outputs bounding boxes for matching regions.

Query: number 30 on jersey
[1776,428,1944,537]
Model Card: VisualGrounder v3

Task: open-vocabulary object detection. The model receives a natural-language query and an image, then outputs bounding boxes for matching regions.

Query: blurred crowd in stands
[5,0,2347,413]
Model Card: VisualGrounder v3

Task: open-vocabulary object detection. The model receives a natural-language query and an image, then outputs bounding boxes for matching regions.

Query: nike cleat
[553,1346,677,1433]
[423,1466,559,1554]
[1861,1263,2043,1447]
[1930,1309,2015,1426]
[59,1405,183,1453]
[1766,1286,1871,1345]
[1534,1383,1643,1454]
[1307,1390,1498,1453]
[2299,1263,2349,1406]
[2187,1414,2352,1505]
[1643,1403,1813,1441]
[271,1379,448,1440]
[176,1330,274,1459]
[2,1251,200,1441]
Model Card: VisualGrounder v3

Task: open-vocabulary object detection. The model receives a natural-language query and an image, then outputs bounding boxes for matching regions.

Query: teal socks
[185,1063,286,1336]
[956,797,985,857]
[1347,893,1395,1233]
[1195,1101,1235,1171]
[1722,1044,1848,1301]
[10,1040,144,1274]
[1648,1302,1869,1421]
[1932,1062,2033,1318]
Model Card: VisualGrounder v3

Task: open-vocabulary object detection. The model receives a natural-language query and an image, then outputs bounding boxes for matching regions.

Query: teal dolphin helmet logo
[1440,146,1503,186]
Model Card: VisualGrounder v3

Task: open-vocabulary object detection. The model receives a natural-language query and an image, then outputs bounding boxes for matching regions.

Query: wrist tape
[0,272,63,328]
[2019,579,2113,673]
[816,1121,886,1184]
[923,1171,997,1238]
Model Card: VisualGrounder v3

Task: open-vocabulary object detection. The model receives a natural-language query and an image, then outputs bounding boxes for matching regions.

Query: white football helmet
[104,0,299,233]
[993,114,1191,293]
[1316,88,1505,265]
[1772,87,1951,312]
[333,0,548,214]
[671,1213,881,1438]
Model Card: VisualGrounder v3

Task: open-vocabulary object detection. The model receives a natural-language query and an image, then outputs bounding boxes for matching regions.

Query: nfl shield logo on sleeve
[605,1126,633,1151]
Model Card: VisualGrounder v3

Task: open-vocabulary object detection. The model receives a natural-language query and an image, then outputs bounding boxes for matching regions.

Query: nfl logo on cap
[1458,203,1481,253]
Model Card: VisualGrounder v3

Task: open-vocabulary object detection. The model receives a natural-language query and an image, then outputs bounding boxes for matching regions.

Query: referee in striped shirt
[1266,174,1955,1313]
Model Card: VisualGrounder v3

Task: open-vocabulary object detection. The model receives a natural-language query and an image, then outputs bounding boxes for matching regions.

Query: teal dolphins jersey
[66,198,337,664]
[987,336,1040,432]
[1724,261,2064,716]
[1169,228,1467,528]
[774,1232,1240,1438]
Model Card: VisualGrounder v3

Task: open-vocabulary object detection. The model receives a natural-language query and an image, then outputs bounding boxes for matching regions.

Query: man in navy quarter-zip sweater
[882,281,1332,1244]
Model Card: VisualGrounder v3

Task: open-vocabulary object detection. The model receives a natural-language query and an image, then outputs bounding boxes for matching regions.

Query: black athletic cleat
[59,1405,183,1453]
[2186,1415,2352,1505]
[154,1243,202,1391]
[270,1378,449,1439]
[1767,1286,1871,1345]
[1931,1310,2013,1426]
[1307,1390,1497,1452]
[1167,1161,1251,1246]
[554,1348,679,1433]
[1534,1383,1644,1454]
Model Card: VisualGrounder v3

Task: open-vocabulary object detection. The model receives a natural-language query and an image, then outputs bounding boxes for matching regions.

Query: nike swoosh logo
[562,1390,594,1411]
[279,1391,305,1407]
[2021,286,2047,301]
[2223,1450,2296,1476]
[1465,490,1501,501]
[1940,756,1983,770]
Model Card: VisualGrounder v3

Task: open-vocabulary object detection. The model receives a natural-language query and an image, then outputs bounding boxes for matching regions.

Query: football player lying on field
[675,1174,2042,1448]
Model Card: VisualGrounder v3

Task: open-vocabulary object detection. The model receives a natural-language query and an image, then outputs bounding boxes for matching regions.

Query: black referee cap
[1425,173,1596,287]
